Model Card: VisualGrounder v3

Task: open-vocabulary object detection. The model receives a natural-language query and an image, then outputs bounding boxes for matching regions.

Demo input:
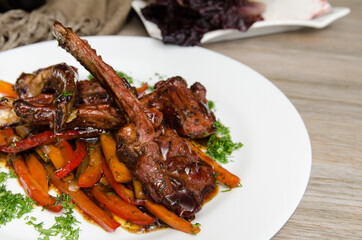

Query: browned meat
[13,101,125,130]
[67,104,126,130]
[25,94,55,105]
[77,79,113,105]
[53,21,215,218]
[14,63,77,132]
[53,21,154,143]
[143,107,163,129]
[141,77,215,139]
[13,101,56,127]
[133,127,215,217]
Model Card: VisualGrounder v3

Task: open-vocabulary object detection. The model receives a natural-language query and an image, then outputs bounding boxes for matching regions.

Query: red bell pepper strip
[0,131,55,153]
[45,164,120,232]
[0,129,101,154]
[12,155,62,212]
[91,184,156,225]
[55,140,86,178]
[3,127,15,144]
[102,158,143,206]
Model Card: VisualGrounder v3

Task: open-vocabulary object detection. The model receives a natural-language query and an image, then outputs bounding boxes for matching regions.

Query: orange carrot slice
[26,154,48,192]
[78,143,102,188]
[12,155,62,212]
[100,134,131,183]
[145,200,201,235]
[184,139,240,188]
[101,158,141,205]
[45,164,120,232]
[91,184,155,225]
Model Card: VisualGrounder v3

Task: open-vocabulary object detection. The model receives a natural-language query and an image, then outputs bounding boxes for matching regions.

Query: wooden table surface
[119,0,362,239]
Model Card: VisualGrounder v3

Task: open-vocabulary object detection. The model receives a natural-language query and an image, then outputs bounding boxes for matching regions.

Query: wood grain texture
[119,0,362,238]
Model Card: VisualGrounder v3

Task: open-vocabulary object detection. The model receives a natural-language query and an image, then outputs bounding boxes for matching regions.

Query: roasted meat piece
[13,101,56,127]
[13,100,125,130]
[141,76,215,139]
[67,104,126,130]
[14,63,77,132]
[132,127,215,217]
[77,79,114,105]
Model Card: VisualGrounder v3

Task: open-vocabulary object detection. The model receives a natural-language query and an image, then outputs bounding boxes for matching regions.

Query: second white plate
[132,0,350,44]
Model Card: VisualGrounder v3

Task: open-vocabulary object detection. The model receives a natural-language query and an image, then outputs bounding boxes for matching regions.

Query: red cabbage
[141,0,265,46]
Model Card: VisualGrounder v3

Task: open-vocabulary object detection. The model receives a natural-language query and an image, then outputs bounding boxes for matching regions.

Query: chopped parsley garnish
[0,170,16,184]
[148,85,155,92]
[0,171,35,227]
[117,71,133,84]
[192,223,201,228]
[89,71,134,84]
[55,90,74,102]
[26,194,80,240]
[221,183,242,193]
[154,72,166,80]
[207,100,215,111]
[206,120,243,164]
[60,91,74,97]
[221,188,232,193]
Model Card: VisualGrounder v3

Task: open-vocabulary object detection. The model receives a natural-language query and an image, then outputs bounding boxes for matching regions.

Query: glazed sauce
[203,184,219,205]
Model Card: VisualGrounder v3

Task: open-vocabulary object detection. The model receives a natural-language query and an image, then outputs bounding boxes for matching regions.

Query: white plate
[132,0,350,44]
[0,36,311,240]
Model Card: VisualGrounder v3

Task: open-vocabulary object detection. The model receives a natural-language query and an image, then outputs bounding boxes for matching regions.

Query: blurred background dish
[132,0,350,45]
